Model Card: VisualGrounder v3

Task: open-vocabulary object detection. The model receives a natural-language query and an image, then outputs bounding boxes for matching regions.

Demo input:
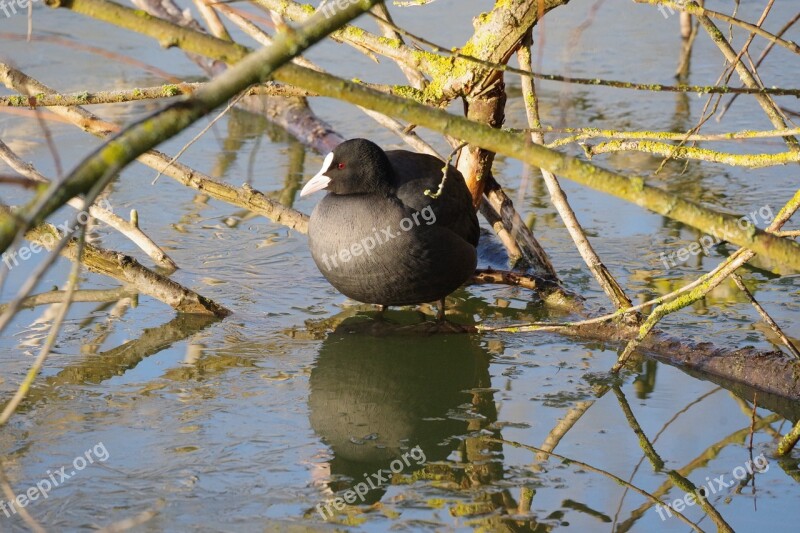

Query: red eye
[337,162,345,169]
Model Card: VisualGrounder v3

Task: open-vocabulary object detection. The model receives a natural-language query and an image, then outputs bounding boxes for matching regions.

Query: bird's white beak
[300,152,334,197]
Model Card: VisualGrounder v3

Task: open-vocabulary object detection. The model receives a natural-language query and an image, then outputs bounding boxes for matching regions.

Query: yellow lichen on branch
[585,140,800,168]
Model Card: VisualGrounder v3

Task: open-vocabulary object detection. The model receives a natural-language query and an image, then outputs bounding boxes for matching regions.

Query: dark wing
[386,150,480,247]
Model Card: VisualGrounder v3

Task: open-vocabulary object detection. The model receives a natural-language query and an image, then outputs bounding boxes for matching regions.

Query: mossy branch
[777,419,800,456]
[45,0,250,61]
[612,188,800,372]
[346,0,800,100]
[0,82,315,107]
[0,205,230,316]
[545,126,800,148]
[585,140,800,168]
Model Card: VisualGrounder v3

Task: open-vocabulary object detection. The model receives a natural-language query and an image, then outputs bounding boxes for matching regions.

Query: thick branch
[0,82,315,106]
[0,207,229,316]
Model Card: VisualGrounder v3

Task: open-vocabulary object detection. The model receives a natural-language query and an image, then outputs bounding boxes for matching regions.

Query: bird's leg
[436,298,446,321]
[376,304,387,320]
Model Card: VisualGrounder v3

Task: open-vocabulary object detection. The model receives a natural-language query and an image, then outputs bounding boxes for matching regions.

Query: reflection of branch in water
[277,140,306,208]
[612,386,721,529]
[210,107,287,182]
[517,393,605,518]
[0,459,45,532]
[0,209,230,318]
[617,411,781,531]
[3,313,220,414]
[612,386,770,533]
[80,296,137,356]
[728,392,781,440]
[11,291,122,354]
[0,288,136,313]
[0,228,87,426]
[562,499,612,524]
[489,437,700,532]
[95,498,164,532]
[533,400,597,467]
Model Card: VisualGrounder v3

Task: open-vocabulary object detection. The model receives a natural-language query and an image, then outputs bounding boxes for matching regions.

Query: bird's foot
[436,298,446,322]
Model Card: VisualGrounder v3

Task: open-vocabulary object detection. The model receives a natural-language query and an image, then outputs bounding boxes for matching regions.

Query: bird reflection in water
[307,316,499,509]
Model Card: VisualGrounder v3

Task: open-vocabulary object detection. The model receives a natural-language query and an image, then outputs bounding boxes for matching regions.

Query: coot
[300,139,479,318]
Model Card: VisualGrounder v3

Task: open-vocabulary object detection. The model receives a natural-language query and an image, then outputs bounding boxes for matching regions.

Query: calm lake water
[1,0,799,531]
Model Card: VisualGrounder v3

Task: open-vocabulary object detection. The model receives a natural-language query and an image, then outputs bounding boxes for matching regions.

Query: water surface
[1,1,799,531]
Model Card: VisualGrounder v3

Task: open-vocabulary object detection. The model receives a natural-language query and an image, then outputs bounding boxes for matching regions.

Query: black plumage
[300,139,479,307]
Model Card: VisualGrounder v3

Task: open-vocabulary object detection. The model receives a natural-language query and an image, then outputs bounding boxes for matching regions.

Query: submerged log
[301,308,800,403]
[556,321,800,403]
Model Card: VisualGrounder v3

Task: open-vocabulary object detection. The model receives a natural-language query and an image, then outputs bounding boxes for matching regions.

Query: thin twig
[152,92,246,184]
[424,142,466,199]
[0,461,46,533]
[364,8,800,97]
[0,31,180,81]
[0,139,178,269]
[0,63,309,234]
[717,12,800,120]
[488,437,703,532]
[0,226,86,426]
[519,35,633,312]
[731,273,800,359]
[635,0,800,56]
